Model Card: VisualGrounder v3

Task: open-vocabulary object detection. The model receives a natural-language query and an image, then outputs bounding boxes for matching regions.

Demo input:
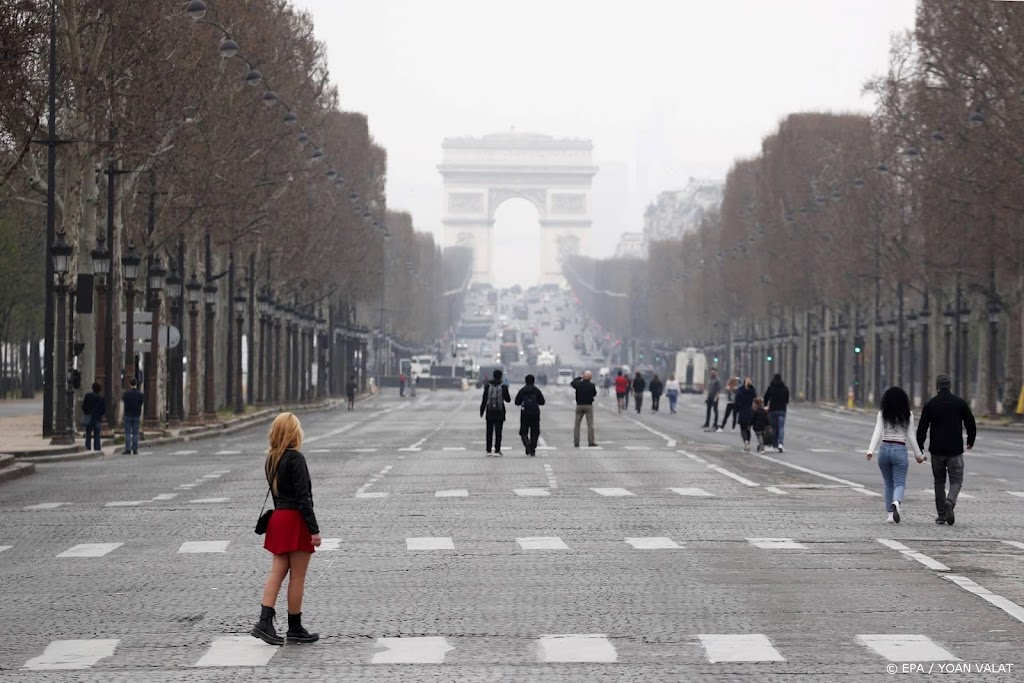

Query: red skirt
[263,509,315,555]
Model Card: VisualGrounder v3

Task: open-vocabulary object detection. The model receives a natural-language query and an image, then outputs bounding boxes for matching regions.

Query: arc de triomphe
[439,131,598,286]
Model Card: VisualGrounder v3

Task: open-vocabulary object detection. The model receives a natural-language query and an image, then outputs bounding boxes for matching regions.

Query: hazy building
[614,232,646,259]
[642,178,723,249]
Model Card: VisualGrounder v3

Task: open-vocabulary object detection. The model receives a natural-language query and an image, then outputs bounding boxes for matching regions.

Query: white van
[410,355,434,379]
[676,348,707,393]
[557,368,574,386]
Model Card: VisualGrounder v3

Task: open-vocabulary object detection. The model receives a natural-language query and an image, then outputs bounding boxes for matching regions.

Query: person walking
[121,378,144,455]
[734,377,756,452]
[720,377,739,430]
[632,371,646,414]
[571,370,598,447]
[916,373,976,526]
[346,376,357,411]
[409,372,417,397]
[866,386,925,524]
[480,368,511,455]
[764,373,790,452]
[602,374,612,397]
[399,372,407,398]
[252,412,322,646]
[665,374,681,414]
[514,374,546,456]
[614,370,629,413]
[701,369,722,430]
[81,382,106,452]
[649,374,663,412]
[751,397,770,452]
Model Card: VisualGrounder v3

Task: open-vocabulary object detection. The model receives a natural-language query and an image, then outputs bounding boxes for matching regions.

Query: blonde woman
[252,412,322,645]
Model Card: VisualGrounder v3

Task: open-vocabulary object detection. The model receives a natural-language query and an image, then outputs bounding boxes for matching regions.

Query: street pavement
[0,386,1022,681]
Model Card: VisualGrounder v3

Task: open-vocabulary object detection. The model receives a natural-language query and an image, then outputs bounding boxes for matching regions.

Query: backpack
[520,390,539,416]
[486,383,504,413]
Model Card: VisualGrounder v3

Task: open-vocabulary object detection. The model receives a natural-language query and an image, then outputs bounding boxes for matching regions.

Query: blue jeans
[769,411,786,447]
[84,417,101,451]
[878,442,909,510]
[124,416,140,453]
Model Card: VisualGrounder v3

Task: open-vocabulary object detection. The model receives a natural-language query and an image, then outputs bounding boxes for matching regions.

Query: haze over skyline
[293,0,918,285]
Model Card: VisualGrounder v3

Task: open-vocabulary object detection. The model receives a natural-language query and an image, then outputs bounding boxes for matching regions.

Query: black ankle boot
[251,605,284,645]
[286,612,319,643]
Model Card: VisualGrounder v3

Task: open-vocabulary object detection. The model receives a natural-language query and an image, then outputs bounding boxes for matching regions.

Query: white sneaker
[715,427,724,433]
[891,500,901,524]
[886,513,895,523]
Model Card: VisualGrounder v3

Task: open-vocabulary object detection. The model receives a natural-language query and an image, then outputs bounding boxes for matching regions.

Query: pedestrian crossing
[14,632,969,669]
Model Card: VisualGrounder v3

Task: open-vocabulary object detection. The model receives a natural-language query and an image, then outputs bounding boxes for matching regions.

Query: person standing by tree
[916,374,976,526]
[702,369,722,430]
[480,368,511,456]
[764,373,790,452]
[734,378,756,452]
[571,370,598,447]
[665,374,681,414]
[81,383,106,452]
[648,374,664,413]
[632,371,646,414]
[514,374,546,456]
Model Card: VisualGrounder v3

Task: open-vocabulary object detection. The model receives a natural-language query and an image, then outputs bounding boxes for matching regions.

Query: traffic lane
[0,398,42,417]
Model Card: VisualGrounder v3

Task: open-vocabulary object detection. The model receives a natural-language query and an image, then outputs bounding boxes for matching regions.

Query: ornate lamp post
[143,256,166,430]
[919,298,931,405]
[121,243,142,387]
[165,266,182,426]
[887,315,898,391]
[203,280,218,421]
[49,232,74,445]
[89,236,112,434]
[988,300,1001,416]
[257,289,270,406]
[234,291,246,414]
[943,306,955,380]
[907,311,918,407]
[959,306,971,400]
[185,273,203,423]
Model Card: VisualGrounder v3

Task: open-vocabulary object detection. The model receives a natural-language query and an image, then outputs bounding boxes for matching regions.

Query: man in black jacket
[81,383,106,452]
[514,374,546,456]
[121,378,144,455]
[764,374,790,452]
[570,371,598,447]
[480,369,511,456]
[632,372,646,414]
[917,373,976,526]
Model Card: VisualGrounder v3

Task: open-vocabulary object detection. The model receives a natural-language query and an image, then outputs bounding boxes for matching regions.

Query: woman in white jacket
[866,386,925,523]
[664,374,681,414]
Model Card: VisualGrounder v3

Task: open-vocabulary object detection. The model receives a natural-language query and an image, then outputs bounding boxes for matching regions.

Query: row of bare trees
[569,0,1024,416]
[0,0,469,430]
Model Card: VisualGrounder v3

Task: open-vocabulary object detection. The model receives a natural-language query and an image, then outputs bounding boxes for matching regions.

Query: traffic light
[639,353,644,360]
[712,356,719,364]
[766,354,773,362]
[854,336,864,354]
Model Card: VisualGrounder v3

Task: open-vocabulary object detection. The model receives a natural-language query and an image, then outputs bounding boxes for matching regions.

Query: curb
[9,444,85,458]
[0,460,36,483]
[15,449,109,464]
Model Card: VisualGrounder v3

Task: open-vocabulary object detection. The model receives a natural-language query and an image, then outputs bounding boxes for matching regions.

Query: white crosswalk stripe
[189,498,230,504]
[407,537,455,550]
[56,543,122,558]
[178,541,229,553]
[104,501,143,507]
[517,537,569,550]
[855,634,960,662]
[23,639,120,670]
[0,545,11,553]
[699,634,785,662]
[194,636,279,667]
[372,636,453,663]
[747,537,806,550]
[669,487,714,497]
[23,502,65,510]
[514,488,550,497]
[538,634,617,662]
[590,487,634,497]
[435,489,469,497]
[625,537,683,549]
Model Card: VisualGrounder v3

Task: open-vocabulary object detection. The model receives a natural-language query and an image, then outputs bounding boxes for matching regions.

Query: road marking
[194,636,279,667]
[319,538,342,551]
[855,487,883,497]
[213,470,230,474]
[442,446,465,451]
[625,537,682,549]
[371,636,453,664]
[877,539,950,571]
[190,497,230,504]
[407,537,455,550]
[669,487,714,497]
[23,639,120,670]
[514,488,550,497]
[178,541,229,553]
[591,487,634,497]
[855,634,959,662]
[517,536,569,550]
[764,486,789,495]
[618,412,677,448]
[356,492,388,498]
[808,448,839,453]
[24,502,65,510]
[398,447,421,452]
[177,484,197,489]
[1007,491,1024,498]
[543,464,558,489]
[537,634,617,663]
[698,634,785,662]
[309,449,331,453]
[942,575,1024,626]
[678,450,708,464]
[747,537,806,550]
[214,450,241,455]
[202,473,222,479]
[1002,541,1024,551]
[57,543,123,558]
[172,450,198,455]
[152,493,178,501]
[104,501,143,507]
[305,423,358,443]
[758,453,869,489]
[435,489,468,497]
[351,448,378,452]
[710,466,759,487]
[666,439,676,447]
[356,465,392,497]
[0,545,11,553]
[624,445,651,451]
[405,436,429,450]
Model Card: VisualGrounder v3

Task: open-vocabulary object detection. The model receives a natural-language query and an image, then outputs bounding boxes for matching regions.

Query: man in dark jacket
[81,383,106,451]
[514,374,546,456]
[648,374,663,412]
[917,373,976,526]
[763,374,790,452]
[571,371,598,447]
[632,372,646,414]
[480,368,511,456]
[121,378,144,455]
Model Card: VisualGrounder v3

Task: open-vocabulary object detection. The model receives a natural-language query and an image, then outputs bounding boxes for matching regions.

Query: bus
[410,355,434,378]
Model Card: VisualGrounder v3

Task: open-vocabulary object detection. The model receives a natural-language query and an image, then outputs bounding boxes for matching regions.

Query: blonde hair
[265,412,303,494]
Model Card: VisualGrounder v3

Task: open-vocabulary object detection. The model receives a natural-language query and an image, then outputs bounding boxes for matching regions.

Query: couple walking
[479,369,546,456]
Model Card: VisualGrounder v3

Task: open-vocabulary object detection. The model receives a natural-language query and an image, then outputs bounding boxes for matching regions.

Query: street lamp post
[185,274,202,423]
[49,232,74,445]
[283,308,293,403]
[257,289,270,406]
[234,291,246,414]
[988,300,1001,416]
[943,307,954,381]
[203,280,218,421]
[919,298,931,406]
[89,236,111,436]
[887,315,898,392]
[959,307,971,402]
[121,243,142,387]
[165,266,182,427]
[143,256,166,431]
[907,311,918,407]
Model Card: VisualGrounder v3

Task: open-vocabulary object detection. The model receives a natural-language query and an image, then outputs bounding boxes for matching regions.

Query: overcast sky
[292,0,917,285]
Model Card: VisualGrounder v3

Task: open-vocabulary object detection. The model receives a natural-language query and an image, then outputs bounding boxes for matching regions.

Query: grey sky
[292,0,917,285]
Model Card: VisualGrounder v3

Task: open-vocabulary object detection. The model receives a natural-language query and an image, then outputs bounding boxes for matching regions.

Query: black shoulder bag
[254,483,273,535]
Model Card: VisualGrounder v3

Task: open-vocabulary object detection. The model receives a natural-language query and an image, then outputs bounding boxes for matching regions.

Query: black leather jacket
[269,449,319,534]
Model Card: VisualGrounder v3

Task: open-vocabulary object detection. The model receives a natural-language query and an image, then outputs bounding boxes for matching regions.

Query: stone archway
[439,131,597,286]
